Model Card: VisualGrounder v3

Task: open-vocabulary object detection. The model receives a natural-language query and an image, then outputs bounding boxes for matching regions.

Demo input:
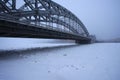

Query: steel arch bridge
[0,0,91,43]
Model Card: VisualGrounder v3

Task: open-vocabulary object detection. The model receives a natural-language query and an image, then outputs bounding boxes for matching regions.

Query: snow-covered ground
[0,38,75,51]
[0,42,120,80]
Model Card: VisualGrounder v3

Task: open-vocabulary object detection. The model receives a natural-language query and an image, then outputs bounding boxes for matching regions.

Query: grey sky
[53,0,120,40]
[17,0,120,40]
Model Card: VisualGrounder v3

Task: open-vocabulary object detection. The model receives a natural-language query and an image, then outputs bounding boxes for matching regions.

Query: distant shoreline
[96,40,120,43]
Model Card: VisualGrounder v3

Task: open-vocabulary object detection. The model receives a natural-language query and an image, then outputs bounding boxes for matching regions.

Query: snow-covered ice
[0,37,75,51]
[0,43,120,80]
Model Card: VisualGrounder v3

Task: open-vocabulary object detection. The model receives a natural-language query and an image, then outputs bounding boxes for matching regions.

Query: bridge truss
[0,0,91,43]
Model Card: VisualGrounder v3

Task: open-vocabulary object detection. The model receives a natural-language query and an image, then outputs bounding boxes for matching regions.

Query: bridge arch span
[0,0,91,43]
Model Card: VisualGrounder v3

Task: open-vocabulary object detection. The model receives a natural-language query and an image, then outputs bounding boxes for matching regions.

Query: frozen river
[0,42,120,80]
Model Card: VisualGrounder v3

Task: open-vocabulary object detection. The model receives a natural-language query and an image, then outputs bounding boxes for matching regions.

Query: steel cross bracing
[0,0,90,41]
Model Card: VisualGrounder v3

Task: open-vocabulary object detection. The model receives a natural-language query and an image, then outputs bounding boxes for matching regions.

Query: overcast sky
[53,0,120,40]
[17,0,120,40]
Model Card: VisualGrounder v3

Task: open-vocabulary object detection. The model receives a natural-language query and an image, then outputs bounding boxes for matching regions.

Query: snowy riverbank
[0,37,76,51]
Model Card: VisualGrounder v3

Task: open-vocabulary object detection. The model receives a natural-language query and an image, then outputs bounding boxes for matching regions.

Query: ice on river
[0,42,120,80]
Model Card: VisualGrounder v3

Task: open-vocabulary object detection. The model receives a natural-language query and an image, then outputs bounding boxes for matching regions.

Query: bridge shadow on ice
[0,44,86,60]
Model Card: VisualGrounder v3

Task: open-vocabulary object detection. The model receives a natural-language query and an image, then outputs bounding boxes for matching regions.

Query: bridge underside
[0,19,91,44]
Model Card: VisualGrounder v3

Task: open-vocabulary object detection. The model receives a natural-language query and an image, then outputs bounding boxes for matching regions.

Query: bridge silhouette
[0,0,91,44]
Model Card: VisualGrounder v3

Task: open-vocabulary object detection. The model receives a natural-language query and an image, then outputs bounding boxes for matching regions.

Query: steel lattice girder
[0,0,16,12]
[0,0,89,37]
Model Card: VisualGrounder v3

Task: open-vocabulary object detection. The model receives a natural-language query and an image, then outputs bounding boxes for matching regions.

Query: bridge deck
[0,18,91,44]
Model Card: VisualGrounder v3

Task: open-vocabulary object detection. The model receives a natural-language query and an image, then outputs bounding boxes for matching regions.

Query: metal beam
[0,0,91,42]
